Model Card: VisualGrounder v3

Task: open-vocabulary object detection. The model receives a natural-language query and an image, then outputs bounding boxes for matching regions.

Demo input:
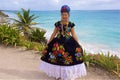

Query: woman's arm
[71,27,79,44]
[47,27,58,44]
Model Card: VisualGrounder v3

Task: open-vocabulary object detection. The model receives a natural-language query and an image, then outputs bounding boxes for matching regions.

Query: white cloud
[95,0,112,2]
[0,0,120,10]
[13,1,19,5]
[54,0,59,3]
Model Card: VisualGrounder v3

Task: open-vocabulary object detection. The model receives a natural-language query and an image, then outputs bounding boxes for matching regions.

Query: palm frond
[12,8,39,37]
[22,8,29,23]
[17,12,26,24]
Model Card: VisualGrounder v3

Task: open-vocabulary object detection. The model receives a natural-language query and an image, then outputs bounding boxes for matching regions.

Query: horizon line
[1,9,120,12]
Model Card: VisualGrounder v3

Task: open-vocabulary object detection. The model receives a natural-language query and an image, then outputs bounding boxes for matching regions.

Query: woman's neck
[61,20,69,25]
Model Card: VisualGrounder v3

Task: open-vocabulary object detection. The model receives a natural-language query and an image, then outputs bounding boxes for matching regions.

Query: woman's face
[61,12,69,22]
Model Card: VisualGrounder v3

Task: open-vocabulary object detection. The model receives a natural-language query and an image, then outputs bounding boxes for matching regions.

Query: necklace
[61,21,69,36]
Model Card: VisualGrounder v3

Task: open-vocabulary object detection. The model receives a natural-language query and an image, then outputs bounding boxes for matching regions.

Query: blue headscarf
[61,5,70,13]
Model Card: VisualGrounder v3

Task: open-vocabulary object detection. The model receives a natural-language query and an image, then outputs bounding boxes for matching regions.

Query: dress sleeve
[70,22,75,28]
[54,21,60,27]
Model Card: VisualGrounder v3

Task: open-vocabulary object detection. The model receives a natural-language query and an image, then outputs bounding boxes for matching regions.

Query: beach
[0,45,119,80]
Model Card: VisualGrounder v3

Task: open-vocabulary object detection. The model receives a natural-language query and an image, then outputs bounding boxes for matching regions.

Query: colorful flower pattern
[42,42,83,65]
[75,48,83,61]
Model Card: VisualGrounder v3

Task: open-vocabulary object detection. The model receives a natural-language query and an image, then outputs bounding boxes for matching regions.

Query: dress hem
[39,60,87,80]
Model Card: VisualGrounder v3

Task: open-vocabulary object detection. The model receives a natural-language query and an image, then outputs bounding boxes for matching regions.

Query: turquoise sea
[4,10,120,57]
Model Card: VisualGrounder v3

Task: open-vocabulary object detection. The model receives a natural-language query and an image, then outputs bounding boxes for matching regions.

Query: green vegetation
[21,40,45,51]
[30,28,47,44]
[83,50,120,77]
[0,24,20,46]
[0,23,45,52]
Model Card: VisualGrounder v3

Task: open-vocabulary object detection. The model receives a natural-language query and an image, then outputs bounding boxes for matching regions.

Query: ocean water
[4,10,120,57]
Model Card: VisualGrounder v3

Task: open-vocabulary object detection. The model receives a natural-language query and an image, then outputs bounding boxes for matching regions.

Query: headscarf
[61,5,70,13]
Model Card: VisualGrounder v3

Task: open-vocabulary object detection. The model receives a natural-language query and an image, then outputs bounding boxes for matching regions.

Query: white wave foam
[80,41,120,58]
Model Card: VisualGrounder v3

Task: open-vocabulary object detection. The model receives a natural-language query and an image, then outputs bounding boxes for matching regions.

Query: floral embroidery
[49,42,73,64]
[65,32,70,39]
[64,54,73,64]
[42,47,48,56]
[42,44,83,64]
[57,24,62,31]
[49,52,57,63]
[75,47,83,61]
[57,22,71,39]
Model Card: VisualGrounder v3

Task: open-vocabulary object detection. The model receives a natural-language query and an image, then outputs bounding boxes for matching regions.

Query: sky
[0,0,120,10]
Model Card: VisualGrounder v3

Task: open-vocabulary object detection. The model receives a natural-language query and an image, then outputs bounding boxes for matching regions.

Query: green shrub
[0,24,20,46]
[23,40,34,50]
[83,50,120,77]
[83,50,94,67]
[92,52,120,71]
[30,28,47,44]
[83,50,91,62]
[22,40,45,51]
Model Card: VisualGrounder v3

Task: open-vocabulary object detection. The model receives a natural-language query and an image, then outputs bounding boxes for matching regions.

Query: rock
[0,11,9,23]
[0,11,9,17]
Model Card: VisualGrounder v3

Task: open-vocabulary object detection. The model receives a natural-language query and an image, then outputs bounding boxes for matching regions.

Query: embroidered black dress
[41,21,84,66]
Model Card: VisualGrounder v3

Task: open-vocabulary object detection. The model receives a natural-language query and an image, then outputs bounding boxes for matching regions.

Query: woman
[40,5,87,80]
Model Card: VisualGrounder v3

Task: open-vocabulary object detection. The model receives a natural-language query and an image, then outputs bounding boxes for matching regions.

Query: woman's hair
[61,5,70,13]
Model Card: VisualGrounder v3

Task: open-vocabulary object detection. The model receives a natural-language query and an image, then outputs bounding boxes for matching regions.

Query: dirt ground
[0,46,119,80]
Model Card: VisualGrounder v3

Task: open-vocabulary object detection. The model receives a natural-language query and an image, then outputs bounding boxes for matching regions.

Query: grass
[83,50,120,77]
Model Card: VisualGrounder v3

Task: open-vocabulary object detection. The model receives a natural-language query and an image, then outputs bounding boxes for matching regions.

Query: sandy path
[0,46,119,80]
